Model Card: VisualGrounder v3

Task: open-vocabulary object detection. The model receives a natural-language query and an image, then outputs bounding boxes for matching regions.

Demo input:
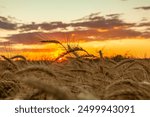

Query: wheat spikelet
[78,54,96,59]
[1,55,18,70]
[139,82,150,95]
[0,70,12,79]
[69,69,93,75]
[21,78,75,100]
[118,71,144,82]
[54,47,88,62]
[73,58,91,67]
[130,68,148,81]
[0,70,18,82]
[106,58,117,65]
[99,50,104,60]
[0,80,20,99]
[16,65,56,78]
[10,55,27,61]
[141,81,150,85]
[104,90,144,99]
[103,79,150,99]
[55,71,75,78]
[41,40,68,52]
[113,59,135,69]
[126,61,150,75]
[67,45,79,58]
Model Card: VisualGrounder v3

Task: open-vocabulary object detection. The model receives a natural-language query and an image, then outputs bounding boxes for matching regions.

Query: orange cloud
[0,13,150,60]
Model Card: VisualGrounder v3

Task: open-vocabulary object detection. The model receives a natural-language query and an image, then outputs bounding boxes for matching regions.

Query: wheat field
[0,46,150,100]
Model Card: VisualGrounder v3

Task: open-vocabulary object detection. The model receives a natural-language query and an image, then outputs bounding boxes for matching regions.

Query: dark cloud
[18,13,135,31]
[0,13,135,33]
[77,29,143,40]
[138,22,150,27]
[70,13,134,29]
[0,16,17,30]
[100,29,142,39]
[6,32,43,45]
[19,21,68,31]
[134,6,150,10]
[39,22,68,30]
[106,13,122,19]
[0,16,8,21]
[19,22,38,31]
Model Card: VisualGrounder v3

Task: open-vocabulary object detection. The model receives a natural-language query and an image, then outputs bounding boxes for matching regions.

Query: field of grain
[0,40,150,100]
[0,51,150,100]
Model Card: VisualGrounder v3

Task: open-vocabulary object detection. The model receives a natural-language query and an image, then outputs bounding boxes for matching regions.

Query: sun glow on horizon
[0,38,150,60]
[81,38,150,58]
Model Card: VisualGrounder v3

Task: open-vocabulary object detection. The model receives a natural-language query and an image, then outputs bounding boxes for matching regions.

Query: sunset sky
[0,0,150,60]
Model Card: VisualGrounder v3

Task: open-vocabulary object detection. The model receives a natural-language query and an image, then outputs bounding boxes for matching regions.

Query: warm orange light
[80,38,150,58]
[97,29,109,32]
[1,38,150,60]
[113,26,121,30]
[57,57,64,62]
[71,34,76,37]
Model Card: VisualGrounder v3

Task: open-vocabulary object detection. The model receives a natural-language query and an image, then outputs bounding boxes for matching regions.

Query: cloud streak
[19,22,69,31]
[134,6,150,10]
[18,13,135,31]
[5,28,149,45]
[138,22,150,27]
[0,13,150,46]
[0,16,17,30]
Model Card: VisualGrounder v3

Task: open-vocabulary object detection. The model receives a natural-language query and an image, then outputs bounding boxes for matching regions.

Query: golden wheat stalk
[99,50,104,59]
[103,79,150,99]
[113,59,135,69]
[1,55,18,70]
[16,66,56,78]
[78,54,96,58]
[0,80,20,99]
[67,45,79,58]
[10,55,27,61]
[69,69,93,75]
[41,40,68,51]
[126,61,150,74]
[54,47,89,61]
[55,71,75,78]
[22,78,75,100]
